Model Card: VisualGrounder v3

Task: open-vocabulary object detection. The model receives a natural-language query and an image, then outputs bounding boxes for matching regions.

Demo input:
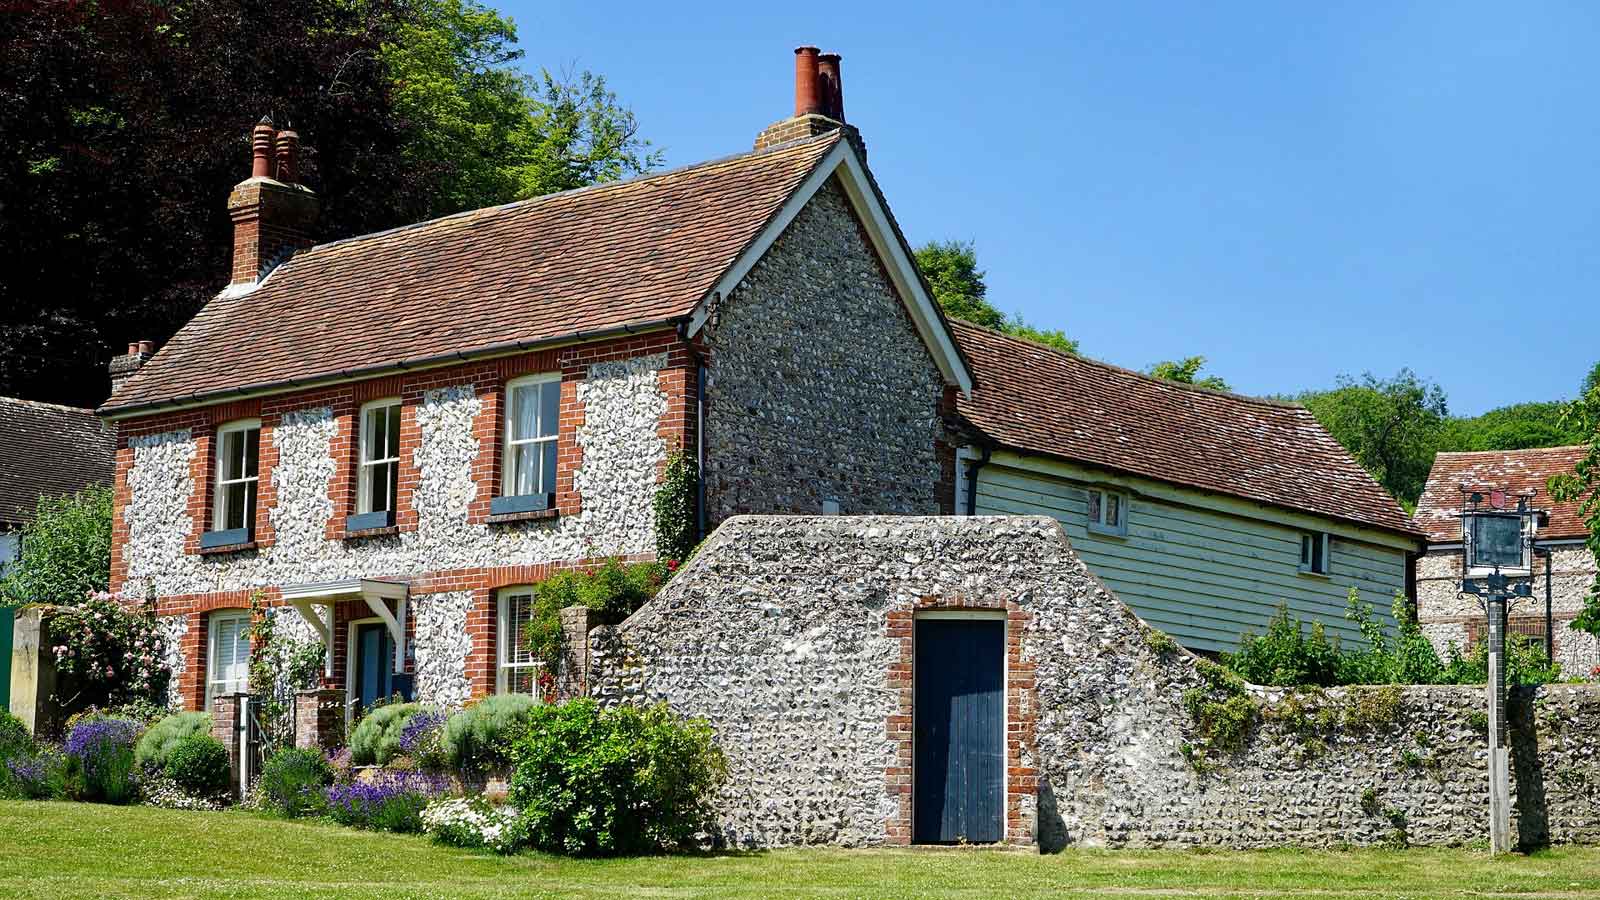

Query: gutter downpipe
[676,318,709,541]
[965,445,993,516]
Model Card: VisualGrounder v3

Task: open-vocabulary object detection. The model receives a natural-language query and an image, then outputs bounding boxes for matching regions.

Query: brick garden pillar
[555,606,598,702]
[210,693,246,800]
[294,688,346,752]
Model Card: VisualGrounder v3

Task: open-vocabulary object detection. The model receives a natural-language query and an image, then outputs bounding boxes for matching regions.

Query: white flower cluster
[421,797,520,854]
[141,774,224,812]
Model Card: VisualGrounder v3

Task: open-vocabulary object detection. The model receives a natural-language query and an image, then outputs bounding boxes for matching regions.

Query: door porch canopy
[281,578,408,677]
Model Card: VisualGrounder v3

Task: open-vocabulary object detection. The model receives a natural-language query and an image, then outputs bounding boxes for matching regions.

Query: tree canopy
[1148,356,1230,391]
[0,0,655,409]
[0,485,112,608]
[1296,370,1448,510]
[1549,360,1600,637]
[913,240,1078,354]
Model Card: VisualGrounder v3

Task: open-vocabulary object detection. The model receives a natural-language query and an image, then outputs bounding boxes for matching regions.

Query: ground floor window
[497,588,539,694]
[207,609,251,709]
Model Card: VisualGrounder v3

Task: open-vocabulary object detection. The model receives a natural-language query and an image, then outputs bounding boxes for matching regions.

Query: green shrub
[507,700,726,856]
[1225,605,1342,687]
[653,452,698,565]
[520,559,667,674]
[1,751,66,800]
[349,702,428,766]
[257,747,334,818]
[163,734,231,799]
[0,710,31,760]
[443,694,537,773]
[134,712,212,771]
[1441,633,1563,686]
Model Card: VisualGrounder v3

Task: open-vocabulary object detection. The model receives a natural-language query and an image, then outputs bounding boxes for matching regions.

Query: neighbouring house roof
[0,396,116,527]
[102,131,876,415]
[1414,446,1590,543]
[949,321,1421,539]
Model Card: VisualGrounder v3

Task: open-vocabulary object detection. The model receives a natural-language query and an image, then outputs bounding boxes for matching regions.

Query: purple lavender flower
[397,710,445,755]
[64,718,140,759]
[324,770,450,833]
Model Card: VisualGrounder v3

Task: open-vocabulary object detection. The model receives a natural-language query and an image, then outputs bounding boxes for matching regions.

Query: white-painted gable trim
[686,140,973,395]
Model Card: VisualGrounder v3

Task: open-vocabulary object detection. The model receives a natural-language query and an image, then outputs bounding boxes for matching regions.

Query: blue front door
[913,618,1005,844]
[354,623,394,713]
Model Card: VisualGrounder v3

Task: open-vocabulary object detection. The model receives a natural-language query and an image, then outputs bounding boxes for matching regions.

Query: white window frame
[357,398,402,515]
[1299,531,1331,576]
[500,373,562,500]
[1086,487,1129,536]
[206,609,251,709]
[496,587,541,696]
[212,418,261,535]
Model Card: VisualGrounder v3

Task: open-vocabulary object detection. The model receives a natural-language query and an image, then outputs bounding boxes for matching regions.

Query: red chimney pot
[251,118,276,179]
[794,46,822,117]
[275,129,300,184]
[136,340,155,355]
[817,53,843,122]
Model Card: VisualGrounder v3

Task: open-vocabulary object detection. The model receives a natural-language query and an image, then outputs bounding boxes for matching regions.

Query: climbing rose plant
[49,591,169,709]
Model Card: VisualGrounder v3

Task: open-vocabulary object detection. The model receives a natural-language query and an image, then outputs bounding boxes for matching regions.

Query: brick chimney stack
[755,46,865,158]
[227,115,319,287]
[109,340,156,393]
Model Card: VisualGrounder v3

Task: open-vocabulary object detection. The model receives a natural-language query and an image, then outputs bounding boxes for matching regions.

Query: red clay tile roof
[1414,447,1590,542]
[102,133,844,414]
[950,321,1420,538]
[0,397,116,526]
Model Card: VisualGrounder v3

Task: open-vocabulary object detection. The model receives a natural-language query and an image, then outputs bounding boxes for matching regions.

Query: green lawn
[3,802,1600,899]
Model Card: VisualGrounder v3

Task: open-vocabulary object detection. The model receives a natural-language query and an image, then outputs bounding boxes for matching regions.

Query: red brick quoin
[884,596,1038,847]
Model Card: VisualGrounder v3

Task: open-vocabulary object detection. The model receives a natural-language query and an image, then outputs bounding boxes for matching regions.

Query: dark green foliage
[1,0,654,408]
[653,452,698,566]
[1439,402,1587,452]
[1549,360,1600,638]
[349,702,429,766]
[507,700,726,856]
[522,559,666,673]
[0,711,30,760]
[1225,605,1342,687]
[163,734,230,799]
[1180,660,1257,763]
[257,747,335,818]
[1334,592,1446,687]
[134,712,211,771]
[913,239,1079,355]
[1297,370,1448,509]
[0,486,111,607]
[1148,356,1230,391]
[442,693,537,773]
[1440,633,1564,687]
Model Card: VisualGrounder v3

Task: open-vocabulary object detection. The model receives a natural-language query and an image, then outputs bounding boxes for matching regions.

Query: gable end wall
[702,176,947,520]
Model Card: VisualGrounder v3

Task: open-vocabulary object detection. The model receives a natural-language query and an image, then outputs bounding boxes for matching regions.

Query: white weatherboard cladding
[971,461,1410,653]
[411,591,473,708]
[120,354,669,604]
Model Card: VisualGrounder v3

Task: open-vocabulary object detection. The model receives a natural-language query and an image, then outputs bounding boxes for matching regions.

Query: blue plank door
[913,618,1005,843]
[354,623,395,713]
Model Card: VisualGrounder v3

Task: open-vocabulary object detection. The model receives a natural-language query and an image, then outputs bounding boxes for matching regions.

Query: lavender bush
[64,717,140,804]
[3,752,66,800]
[397,710,447,769]
[324,770,451,833]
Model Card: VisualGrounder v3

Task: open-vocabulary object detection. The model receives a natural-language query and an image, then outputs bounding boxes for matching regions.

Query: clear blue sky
[501,1,1600,416]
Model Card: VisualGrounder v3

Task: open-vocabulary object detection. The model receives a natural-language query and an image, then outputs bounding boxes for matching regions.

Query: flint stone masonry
[1417,546,1600,675]
[589,515,1600,850]
[702,178,943,521]
[118,356,668,599]
[411,590,472,708]
[156,614,189,711]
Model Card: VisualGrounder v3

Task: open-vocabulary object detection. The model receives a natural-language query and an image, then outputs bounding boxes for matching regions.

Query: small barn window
[1299,532,1331,575]
[1087,488,1128,536]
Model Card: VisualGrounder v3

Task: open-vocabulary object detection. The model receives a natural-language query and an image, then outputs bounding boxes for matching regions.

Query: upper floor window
[207,609,250,708]
[497,588,539,695]
[1087,488,1128,536]
[206,419,260,546]
[494,374,560,515]
[1300,531,1330,575]
[357,399,401,523]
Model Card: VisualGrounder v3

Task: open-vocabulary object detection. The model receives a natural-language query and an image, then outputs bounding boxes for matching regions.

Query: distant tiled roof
[0,397,116,526]
[102,132,845,414]
[1415,447,1590,542]
[950,321,1419,538]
